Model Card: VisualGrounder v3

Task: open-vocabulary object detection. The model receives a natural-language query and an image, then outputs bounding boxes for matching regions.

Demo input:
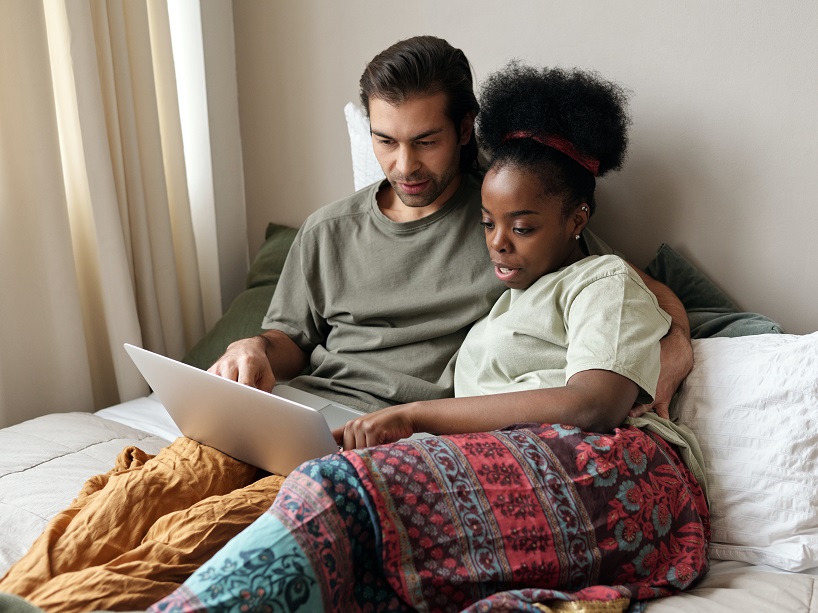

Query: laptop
[123,343,367,475]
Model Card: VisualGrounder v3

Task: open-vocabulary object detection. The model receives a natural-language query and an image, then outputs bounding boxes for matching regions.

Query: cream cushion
[343,102,385,191]
[675,332,818,571]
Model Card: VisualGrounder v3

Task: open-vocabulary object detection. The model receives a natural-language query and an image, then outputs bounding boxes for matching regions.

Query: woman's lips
[494,265,520,282]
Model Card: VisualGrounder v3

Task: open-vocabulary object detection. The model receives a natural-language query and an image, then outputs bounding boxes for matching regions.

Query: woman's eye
[480,220,495,230]
[513,227,533,236]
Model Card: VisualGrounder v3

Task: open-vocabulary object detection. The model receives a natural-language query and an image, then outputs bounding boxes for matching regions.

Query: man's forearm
[633,267,690,337]
[631,267,693,416]
[644,278,693,378]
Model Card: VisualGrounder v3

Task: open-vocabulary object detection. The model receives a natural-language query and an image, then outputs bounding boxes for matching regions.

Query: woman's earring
[576,206,587,240]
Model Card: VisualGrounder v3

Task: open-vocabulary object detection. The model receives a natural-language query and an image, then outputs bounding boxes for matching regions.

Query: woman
[150,64,709,613]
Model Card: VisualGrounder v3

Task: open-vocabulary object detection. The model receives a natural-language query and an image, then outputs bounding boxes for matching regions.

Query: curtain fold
[0,0,95,427]
[0,0,225,427]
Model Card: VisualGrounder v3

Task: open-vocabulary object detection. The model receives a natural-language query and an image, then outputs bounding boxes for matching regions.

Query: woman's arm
[630,268,694,419]
[334,369,638,450]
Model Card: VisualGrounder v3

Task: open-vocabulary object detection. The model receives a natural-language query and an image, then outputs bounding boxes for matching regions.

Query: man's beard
[389,163,460,208]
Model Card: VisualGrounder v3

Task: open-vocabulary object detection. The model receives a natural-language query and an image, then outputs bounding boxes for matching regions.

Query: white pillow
[343,102,385,191]
[675,332,818,571]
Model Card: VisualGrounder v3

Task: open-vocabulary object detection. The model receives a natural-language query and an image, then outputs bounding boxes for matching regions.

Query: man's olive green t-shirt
[262,173,506,411]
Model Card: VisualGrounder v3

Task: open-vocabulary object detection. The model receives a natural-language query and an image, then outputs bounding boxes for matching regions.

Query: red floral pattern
[153,423,709,613]
[347,423,709,611]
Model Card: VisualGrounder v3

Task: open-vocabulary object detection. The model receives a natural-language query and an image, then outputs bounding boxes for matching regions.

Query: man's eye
[416,141,435,147]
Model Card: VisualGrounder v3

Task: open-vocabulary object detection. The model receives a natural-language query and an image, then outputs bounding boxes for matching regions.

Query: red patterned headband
[503,131,600,176]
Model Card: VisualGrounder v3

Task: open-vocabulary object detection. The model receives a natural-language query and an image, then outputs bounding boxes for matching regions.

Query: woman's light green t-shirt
[454,255,671,403]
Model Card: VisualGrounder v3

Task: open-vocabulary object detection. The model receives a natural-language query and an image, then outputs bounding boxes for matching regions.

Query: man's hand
[332,404,417,450]
[629,325,693,419]
[208,335,277,392]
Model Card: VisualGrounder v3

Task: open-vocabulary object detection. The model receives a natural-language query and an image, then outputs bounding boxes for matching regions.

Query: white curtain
[0,0,230,427]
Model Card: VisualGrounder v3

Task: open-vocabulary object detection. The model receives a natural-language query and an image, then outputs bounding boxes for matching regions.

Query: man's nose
[395,145,420,176]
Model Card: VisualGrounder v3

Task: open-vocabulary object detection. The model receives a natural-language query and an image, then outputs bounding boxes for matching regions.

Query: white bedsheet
[94,392,181,441]
[645,559,818,611]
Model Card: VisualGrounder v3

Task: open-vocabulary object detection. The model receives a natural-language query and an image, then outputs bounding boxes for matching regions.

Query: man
[0,35,691,612]
[0,37,500,613]
[211,35,692,419]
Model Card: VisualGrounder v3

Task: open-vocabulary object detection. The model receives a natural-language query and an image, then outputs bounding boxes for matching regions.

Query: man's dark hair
[359,35,480,172]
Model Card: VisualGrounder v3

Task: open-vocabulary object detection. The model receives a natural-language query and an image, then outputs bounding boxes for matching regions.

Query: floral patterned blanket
[152,424,710,613]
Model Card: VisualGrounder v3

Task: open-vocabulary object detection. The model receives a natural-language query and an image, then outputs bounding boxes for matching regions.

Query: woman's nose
[489,230,510,253]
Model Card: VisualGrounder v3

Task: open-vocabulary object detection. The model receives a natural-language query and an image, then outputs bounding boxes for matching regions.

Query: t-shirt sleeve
[261,227,327,353]
[564,266,671,403]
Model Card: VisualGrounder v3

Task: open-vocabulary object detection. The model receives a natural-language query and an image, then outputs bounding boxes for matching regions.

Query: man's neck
[377,174,463,222]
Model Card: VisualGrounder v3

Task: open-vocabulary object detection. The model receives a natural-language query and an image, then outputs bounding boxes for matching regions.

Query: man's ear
[459,111,476,145]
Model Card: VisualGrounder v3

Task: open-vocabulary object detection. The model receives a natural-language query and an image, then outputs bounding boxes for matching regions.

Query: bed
[1,106,817,612]
[2,240,816,611]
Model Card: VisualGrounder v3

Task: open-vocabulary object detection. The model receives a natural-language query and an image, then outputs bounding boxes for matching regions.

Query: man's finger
[237,367,257,388]
[652,403,670,420]
[629,403,651,418]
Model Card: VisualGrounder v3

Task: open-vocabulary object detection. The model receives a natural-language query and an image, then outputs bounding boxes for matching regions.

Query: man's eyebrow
[370,127,445,141]
[481,206,540,218]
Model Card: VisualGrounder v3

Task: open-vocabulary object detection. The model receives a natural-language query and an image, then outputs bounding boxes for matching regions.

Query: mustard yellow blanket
[0,438,284,613]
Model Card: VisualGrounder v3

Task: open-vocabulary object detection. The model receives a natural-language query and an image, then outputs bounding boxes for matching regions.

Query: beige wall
[232,0,818,334]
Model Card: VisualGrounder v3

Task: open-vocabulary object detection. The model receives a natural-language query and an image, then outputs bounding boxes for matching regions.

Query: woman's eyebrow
[508,209,539,218]
[482,206,540,218]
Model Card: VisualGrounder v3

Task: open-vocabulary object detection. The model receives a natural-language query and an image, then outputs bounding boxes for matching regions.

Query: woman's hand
[332,404,418,450]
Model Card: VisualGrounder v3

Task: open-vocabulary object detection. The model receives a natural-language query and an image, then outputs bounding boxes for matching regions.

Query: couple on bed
[0,36,708,612]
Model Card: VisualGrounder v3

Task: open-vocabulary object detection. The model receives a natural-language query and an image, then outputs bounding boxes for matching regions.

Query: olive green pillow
[182,223,298,370]
[644,243,784,338]
[245,222,299,290]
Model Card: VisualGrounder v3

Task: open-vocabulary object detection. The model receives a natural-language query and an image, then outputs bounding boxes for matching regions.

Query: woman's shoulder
[520,256,636,306]
[546,255,654,301]
[566,254,633,280]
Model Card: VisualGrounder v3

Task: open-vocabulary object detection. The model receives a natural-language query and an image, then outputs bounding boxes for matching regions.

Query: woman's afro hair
[477,62,631,177]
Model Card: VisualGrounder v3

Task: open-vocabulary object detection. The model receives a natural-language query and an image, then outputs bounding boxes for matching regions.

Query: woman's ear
[571,204,591,236]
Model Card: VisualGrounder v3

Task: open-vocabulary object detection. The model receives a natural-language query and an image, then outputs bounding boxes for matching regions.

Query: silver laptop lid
[124,343,341,475]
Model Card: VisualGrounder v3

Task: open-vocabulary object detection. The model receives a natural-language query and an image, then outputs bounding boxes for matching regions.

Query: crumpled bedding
[0,412,170,575]
[0,435,285,613]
